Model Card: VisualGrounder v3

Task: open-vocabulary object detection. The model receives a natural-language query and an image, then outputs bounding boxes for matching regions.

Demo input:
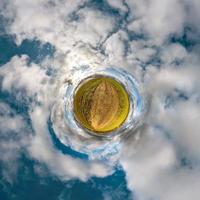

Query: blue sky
[0,0,200,199]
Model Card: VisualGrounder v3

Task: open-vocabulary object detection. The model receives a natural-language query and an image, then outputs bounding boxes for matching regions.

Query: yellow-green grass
[73,77,130,134]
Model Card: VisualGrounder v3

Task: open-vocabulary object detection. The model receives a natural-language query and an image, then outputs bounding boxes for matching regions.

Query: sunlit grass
[73,76,130,134]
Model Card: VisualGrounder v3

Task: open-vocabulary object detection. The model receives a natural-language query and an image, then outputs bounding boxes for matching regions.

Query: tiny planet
[73,76,130,134]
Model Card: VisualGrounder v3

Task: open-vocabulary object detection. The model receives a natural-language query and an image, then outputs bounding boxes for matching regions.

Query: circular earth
[73,76,130,134]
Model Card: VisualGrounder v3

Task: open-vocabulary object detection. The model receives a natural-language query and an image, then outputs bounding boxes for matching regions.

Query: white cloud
[106,0,128,13]
[2,0,115,53]
[28,106,111,181]
[0,55,111,181]
[74,8,116,47]
[120,49,200,199]
[0,102,25,133]
[0,103,30,183]
[0,55,49,98]
[121,125,200,200]
[1,0,85,46]
[127,40,156,64]
[104,30,128,66]
[126,0,200,45]
[121,126,177,200]
[160,43,187,65]
[1,0,200,199]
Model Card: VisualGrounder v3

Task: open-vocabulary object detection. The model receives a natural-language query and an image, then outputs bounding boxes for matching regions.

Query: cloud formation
[0,0,200,199]
[0,102,30,183]
[0,55,111,182]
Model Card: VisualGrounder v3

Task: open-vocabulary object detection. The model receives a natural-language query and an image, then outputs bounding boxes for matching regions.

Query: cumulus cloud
[0,102,25,133]
[121,125,200,200]
[1,0,115,53]
[120,42,200,200]
[127,0,185,44]
[106,0,128,13]
[0,102,30,183]
[0,0,200,199]
[0,55,111,181]
[29,106,110,181]
[0,55,49,96]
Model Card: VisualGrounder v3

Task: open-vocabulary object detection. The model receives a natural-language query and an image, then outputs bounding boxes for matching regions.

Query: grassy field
[73,77,130,134]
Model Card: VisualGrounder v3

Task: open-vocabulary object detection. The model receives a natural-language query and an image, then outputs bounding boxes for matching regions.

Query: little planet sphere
[73,76,130,134]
